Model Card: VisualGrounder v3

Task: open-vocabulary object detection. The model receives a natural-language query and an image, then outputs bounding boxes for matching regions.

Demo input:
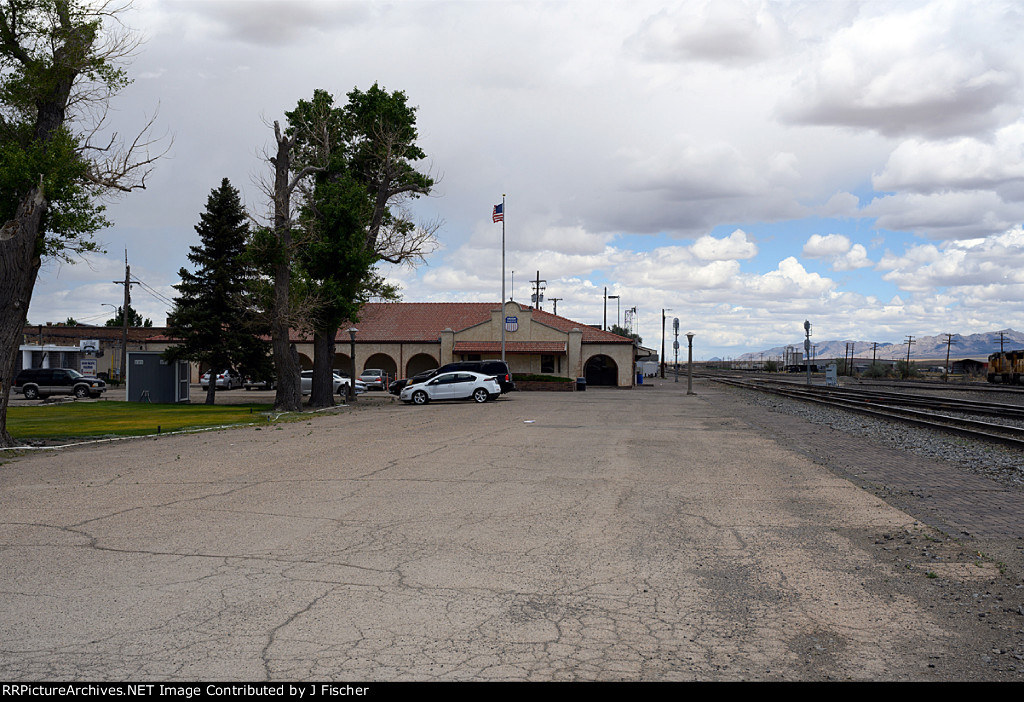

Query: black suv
[14,368,107,400]
[435,360,515,393]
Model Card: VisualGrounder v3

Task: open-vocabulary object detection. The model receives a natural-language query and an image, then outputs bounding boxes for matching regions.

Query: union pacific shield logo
[505,316,518,333]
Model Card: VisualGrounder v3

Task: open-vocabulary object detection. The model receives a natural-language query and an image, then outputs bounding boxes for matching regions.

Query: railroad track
[712,377,1024,449]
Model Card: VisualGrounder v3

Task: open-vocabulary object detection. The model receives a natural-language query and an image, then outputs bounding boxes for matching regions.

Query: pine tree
[104,305,152,328]
[165,179,268,404]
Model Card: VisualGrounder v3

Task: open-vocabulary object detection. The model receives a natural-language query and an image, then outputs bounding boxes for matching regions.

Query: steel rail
[740,378,1024,420]
[714,378,1024,449]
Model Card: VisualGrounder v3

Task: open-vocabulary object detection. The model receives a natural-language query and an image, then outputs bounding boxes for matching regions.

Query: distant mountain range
[738,329,1024,362]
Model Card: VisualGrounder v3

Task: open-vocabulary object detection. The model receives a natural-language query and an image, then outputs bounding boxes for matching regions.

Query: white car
[300,370,366,396]
[201,369,242,390]
[400,371,501,405]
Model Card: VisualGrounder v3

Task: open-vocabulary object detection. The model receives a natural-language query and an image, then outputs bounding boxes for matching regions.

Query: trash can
[576,377,586,391]
[636,372,643,385]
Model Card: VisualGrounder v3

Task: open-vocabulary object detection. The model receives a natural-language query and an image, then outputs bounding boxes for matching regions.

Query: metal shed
[126,351,191,403]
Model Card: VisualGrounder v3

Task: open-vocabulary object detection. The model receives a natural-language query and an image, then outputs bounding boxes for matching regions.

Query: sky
[25,0,1024,361]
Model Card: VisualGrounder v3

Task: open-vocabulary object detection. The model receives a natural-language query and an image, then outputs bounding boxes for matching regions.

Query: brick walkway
[698,380,1024,540]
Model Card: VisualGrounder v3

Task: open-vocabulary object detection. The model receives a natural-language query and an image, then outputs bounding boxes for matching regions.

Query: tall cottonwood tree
[0,0,162,445]
[285,85,437,407]
[257,119,320,412]
[165,179,267,405]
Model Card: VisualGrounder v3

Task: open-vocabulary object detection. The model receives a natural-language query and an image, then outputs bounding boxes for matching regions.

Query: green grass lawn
[6,401,275,440]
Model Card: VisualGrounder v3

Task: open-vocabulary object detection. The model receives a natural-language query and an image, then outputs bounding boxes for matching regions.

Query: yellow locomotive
[987,350,1024,383]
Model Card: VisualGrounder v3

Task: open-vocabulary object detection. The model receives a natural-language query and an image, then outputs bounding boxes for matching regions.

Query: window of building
[541,355,555,373]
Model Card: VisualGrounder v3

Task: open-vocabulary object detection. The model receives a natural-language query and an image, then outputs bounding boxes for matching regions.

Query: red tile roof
[332,302,633,344]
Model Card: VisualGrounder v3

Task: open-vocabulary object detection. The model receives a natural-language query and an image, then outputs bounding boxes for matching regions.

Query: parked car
[14,368,106,400]
[389,369,440,396]
[358,369,388,390]
[243,375,276,390]
[400,371,500,405]
[435,360,515,393]
[201,369,242,390]
[300,370,366,396]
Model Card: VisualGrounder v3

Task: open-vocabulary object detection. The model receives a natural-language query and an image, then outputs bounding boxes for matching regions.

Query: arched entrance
[298,353,313,371]
[364,353,397,377]
[406,353,438,377]
[584,354,618,386]
[333,353,351,373]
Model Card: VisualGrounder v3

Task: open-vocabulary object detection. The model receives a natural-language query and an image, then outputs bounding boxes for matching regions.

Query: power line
[130,275,176,308]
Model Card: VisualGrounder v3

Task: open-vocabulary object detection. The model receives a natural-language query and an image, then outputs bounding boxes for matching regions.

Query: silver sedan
[300,371,366,396]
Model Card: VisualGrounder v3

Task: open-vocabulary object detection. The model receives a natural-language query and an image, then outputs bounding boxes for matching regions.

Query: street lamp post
[604,289,619,331]
[348,327,358,402]
[101,303,121,380]
[673,317,680,382]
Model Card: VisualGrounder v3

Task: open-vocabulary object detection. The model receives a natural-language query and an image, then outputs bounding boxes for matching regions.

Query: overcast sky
[27,0,1024,360]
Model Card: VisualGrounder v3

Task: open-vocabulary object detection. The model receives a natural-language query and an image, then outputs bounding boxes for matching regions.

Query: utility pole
[531,271,546,310]
[904,335,915,377]
[803,321,812,384]
[549,298,562,316]
[112,250,136,383]
[943,333,954,380]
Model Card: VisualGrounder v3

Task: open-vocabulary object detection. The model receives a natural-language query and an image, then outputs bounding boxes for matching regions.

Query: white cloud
[803,234,873,271]
[816,192,860,218]
[691,229,758,260]
[629,0,785,67]
[803,233,852,258]
[781,2,1022,138]
[873,122,1024,193]
[878,225,1024,291]
[166,0,374,46]
[746,257,834,297]
[862,190,1024,240]
[620,137,764,200]
[833,244,872,271]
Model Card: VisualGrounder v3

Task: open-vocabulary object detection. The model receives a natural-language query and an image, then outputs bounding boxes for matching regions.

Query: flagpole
[500,193,506,363]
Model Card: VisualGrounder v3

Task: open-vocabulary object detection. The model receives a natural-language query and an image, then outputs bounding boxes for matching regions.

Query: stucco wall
[293,341,441,378]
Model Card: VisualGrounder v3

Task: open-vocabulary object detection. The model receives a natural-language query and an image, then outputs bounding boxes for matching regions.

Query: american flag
[492,203,504,222]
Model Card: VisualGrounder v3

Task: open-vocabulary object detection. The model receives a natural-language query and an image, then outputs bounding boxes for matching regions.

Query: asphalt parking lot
[0,380,1021,680]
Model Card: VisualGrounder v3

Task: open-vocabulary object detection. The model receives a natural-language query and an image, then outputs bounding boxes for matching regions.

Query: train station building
[300,301,637,387]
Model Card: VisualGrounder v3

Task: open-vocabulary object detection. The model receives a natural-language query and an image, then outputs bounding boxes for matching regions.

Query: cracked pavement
[0,380,1021,680]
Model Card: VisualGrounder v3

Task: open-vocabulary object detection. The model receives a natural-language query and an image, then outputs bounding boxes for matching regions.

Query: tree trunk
[270,256,301,412]
[309,328,338,408]
[270,123,302,412]
[204,375,217,405]
[0,188,48,447]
